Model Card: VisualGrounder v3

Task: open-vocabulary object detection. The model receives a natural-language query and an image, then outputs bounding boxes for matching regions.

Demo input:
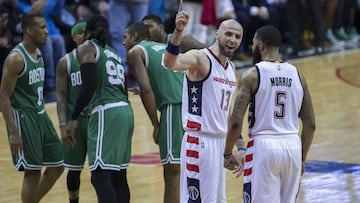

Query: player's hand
[9,131,23,155]
[128,87,140,95]
[152,124,160,145]
[224,153,239,170]
[64,120,77,148]
[233,150,246,178]
[175,0,189,32]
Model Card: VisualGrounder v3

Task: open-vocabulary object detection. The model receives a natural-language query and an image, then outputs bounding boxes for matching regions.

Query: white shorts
[243,134,302,203]
[180,132,227,203]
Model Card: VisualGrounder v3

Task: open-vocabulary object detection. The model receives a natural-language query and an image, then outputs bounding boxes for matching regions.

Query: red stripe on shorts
[186,150,199,159]
[244,168,252,176]
[186,163,200,173]
[245,154,253,162]
[186,120,201,131]
[187,135,199,145]
[247,140,254,148]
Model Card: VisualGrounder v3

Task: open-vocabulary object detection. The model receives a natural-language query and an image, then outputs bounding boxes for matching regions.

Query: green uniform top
[65,49,90,118]
[88,39,129,109]
[136,41,183,109]
[10,43,45,112]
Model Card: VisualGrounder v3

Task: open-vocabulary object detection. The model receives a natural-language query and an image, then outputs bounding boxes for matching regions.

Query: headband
[71,22,87,37]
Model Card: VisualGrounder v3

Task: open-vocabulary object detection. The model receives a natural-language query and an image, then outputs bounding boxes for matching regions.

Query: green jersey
[10,43,45,112]
[64,49,90,118]
[65,49,81,117]
[88,40,128,109]
[136,41,183,109]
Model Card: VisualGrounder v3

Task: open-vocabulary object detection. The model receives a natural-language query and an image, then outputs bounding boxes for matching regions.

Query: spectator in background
[182,0,208,44]
[0,13,12,82]
[232,0,270,57]
[148,0,166,21]
[0,0,26,48]
[108,0,148,88]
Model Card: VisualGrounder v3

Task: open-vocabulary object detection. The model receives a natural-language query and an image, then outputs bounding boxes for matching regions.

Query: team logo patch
[243,182,251,203]
[187,177,201,202]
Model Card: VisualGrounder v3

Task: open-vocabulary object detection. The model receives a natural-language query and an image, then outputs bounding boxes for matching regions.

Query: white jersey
[182,48,237,137]
[248,60,304,137]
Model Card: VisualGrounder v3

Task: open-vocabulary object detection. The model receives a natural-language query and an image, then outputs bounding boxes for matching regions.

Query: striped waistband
[91,101,128,114]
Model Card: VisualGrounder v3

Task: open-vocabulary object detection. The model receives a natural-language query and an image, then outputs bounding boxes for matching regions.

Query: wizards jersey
[182,48,237,137]
[248,61,304,137]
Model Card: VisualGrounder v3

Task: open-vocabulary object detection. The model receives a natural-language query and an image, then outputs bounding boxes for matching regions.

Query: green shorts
[64,115,89,171]
[159,104,184,164]
[9,110,63,171]
[87,102,134,171]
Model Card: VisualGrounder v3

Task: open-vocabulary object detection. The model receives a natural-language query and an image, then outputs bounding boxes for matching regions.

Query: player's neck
[262,49,280,62]
[22,40,37,54]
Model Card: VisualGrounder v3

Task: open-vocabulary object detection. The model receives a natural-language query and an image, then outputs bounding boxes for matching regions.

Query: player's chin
[225,50,235,58]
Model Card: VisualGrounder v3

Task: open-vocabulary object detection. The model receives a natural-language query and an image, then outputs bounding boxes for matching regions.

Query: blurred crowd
[0,0,359,99]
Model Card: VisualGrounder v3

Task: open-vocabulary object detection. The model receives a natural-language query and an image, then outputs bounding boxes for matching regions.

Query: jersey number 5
[275,91,286,118]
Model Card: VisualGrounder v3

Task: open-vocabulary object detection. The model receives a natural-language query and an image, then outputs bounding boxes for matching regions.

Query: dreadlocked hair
[86,14,109,47]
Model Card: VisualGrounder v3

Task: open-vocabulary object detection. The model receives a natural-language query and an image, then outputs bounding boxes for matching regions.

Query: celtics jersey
[88,39,128,108]
[135,41,183,109]
[65,49,89,118]
[10,43,45,112]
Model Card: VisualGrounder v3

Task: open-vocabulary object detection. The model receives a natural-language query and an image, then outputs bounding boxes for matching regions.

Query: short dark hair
[141,14,163,25]
[255,26,281,48]
[21,14,43,31]
[127,22,150,41]
[86,14,109,47]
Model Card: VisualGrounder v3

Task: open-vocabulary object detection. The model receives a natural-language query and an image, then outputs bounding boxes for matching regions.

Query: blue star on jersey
[188,81,202,116]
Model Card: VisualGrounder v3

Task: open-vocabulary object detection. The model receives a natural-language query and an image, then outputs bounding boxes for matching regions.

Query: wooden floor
[1,49,360,202]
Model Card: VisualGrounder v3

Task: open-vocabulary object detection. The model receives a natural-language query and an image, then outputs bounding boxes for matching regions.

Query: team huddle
[0,0,316,203]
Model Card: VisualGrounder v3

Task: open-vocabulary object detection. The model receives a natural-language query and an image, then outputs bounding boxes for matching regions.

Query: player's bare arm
[181,35,206,52]
[0,52,25,154]
[224,67,257,173]
[298,73,316,175]
[127,47,160,144]
[67,41,97,139]
[55,56,75,147]
[163,0,208,78]
[77,41,97,65]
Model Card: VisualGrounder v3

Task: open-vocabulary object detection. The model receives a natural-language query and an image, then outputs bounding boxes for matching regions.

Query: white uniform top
[182,48,237,138]
[248,60,304,137]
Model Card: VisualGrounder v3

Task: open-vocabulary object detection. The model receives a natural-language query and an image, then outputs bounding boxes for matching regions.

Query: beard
[219,43,234,58]
[252,46,262,65]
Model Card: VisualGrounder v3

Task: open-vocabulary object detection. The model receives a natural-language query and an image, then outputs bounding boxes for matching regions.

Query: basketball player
[65,15,134,203]
[124,22,184,203]
[0,14,64,203]
[163,0,244,202]
[224,26,316,203]
[56,21,87,203]
[141,14,206,52]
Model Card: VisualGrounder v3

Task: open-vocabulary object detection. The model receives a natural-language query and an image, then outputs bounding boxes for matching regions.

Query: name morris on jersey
[270,77,292,87]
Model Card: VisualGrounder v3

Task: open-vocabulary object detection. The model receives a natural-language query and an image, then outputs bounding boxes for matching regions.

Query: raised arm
[0,52,25,154]
[163,0,209,78]
[298,74,316,175]
[127,47,160,144]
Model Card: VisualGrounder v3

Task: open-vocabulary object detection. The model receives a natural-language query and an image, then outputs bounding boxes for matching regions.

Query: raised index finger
[178,0,183,12]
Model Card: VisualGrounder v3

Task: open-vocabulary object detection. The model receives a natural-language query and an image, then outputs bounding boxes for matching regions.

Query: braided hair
[86,14,109,47]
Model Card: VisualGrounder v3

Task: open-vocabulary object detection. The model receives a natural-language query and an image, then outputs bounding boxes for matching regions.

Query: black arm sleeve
[71,62,97,120]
